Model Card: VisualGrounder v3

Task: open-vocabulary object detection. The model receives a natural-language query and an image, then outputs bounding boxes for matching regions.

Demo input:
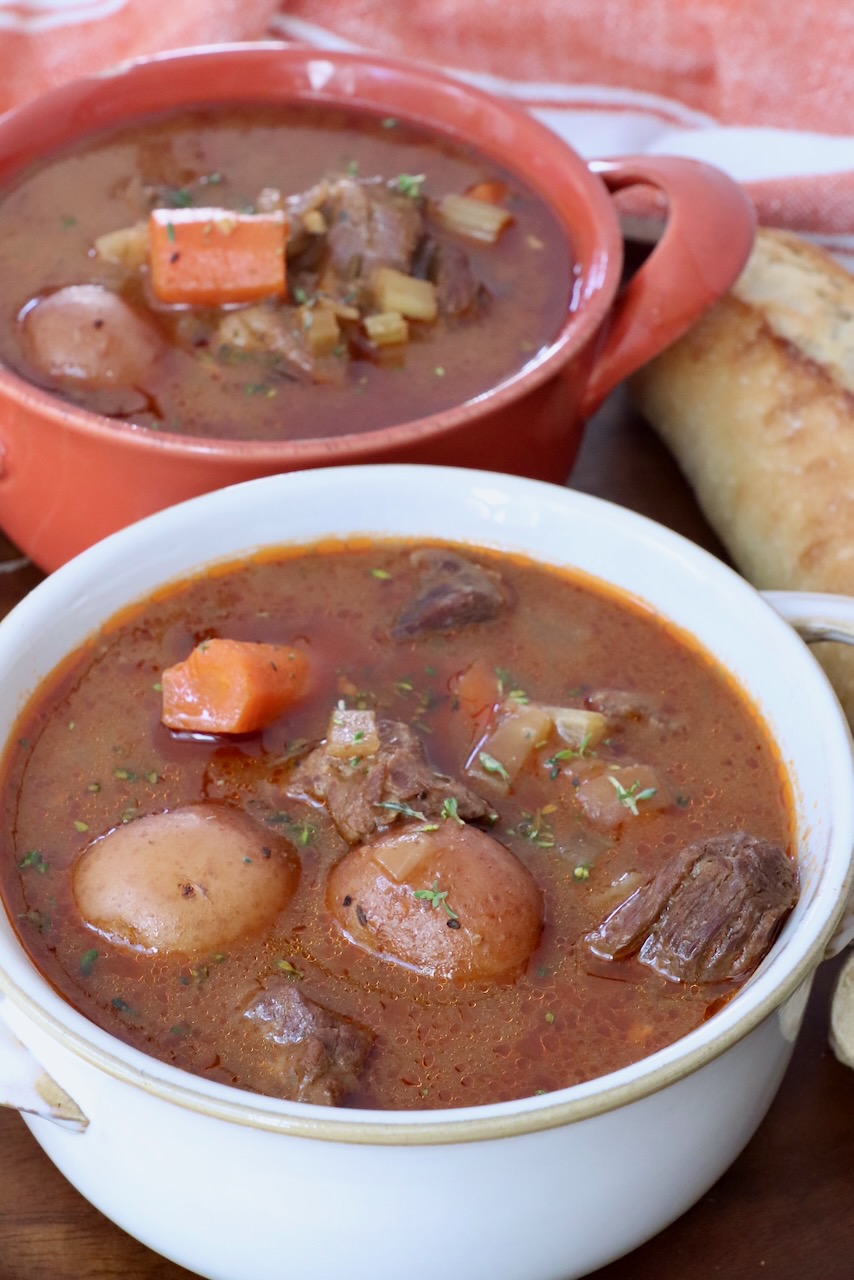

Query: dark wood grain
[0,391,852,1280]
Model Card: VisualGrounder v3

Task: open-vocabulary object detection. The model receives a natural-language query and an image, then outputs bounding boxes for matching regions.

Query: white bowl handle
[0,998,88,1131]
[762,590,854,954]
[762,590,854,648]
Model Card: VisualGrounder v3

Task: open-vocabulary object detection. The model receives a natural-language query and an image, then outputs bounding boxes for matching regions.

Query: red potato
[327,821,542,981]
[149,207,287,306]
[72,804,299,955]
[21,284,162,388]
[161,638,308,734]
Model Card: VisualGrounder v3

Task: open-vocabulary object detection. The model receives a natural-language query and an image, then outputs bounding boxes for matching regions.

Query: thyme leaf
[413,880,459,920]
[607,776,657,817]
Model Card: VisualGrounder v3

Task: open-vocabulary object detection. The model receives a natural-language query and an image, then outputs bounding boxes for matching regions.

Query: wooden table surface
[0,393,852,1280]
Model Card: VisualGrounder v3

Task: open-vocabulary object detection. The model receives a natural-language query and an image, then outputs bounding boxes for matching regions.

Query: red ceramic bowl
[0,43,755,572]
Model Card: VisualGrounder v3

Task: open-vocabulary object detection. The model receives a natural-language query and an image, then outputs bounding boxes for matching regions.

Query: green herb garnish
[478,751,510,783]
[18,849,48,874]
[392,173,426,197]
[441,796,464,825]
[607,776,657,816]
[413,880,459,920]
[375,799,427,821]
[544,732,594,779]
[111,996,136,1014]
[515,807,556,848]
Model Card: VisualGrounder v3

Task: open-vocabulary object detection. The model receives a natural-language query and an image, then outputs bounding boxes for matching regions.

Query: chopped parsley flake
[18,849,48,874]
[166,187,194,208]
[392,173,426,197]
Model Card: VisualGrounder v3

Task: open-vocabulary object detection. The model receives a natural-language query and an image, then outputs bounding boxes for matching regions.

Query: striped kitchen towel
[1,0,853,263]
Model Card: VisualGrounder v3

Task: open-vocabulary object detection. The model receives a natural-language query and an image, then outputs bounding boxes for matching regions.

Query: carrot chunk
[450,658,499,723]
[161,639,307,734]
[464,179,509,205]
[148,207,287,306]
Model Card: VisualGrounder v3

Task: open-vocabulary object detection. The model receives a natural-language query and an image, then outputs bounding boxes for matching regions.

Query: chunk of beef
[214,303,347,388]
[411,235,482,316]
[215,305,315,381]
[584,688,679,731]
[288,716,493,844]
[285,180,332,269]
[392,549,508,639]
[240,979,374,1105]
[586,832,798,983]
[326,177,423,282]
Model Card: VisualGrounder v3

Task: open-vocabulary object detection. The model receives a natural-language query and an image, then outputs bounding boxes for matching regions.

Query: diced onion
[326,708,380,760]
[302,209,327,235]
[468,701,554,790]
[93,221,150,270]
[576,764,665,832]
[548,706,608,749]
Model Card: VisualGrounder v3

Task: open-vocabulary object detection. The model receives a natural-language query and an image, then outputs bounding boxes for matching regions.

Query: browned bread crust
[631,228,854,720]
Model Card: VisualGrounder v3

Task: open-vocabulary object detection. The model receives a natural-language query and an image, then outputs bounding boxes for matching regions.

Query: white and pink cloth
[1,0,853,263]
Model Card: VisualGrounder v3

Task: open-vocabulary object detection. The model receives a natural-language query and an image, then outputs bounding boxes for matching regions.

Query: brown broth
[0,541,793,1109]
[0,105,573,442]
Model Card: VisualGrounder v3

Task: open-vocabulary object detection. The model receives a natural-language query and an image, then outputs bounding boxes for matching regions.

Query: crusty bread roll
[631,228,854,723]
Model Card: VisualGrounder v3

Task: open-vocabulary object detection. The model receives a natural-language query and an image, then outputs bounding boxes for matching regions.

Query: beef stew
[0,104,573,442]
[0,540,796,1109]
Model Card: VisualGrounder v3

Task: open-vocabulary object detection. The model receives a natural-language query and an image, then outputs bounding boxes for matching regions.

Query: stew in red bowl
[0,104,572,442]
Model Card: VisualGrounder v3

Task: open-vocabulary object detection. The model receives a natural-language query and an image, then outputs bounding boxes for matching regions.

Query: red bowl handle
[580,155,756,417]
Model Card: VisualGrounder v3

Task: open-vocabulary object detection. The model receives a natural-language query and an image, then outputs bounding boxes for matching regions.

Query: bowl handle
[763,589,854,956]
[0,998,88,1131]
[579,155,756,417]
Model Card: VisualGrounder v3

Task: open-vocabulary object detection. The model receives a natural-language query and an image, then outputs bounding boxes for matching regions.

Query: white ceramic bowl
[1,465,853,1280]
